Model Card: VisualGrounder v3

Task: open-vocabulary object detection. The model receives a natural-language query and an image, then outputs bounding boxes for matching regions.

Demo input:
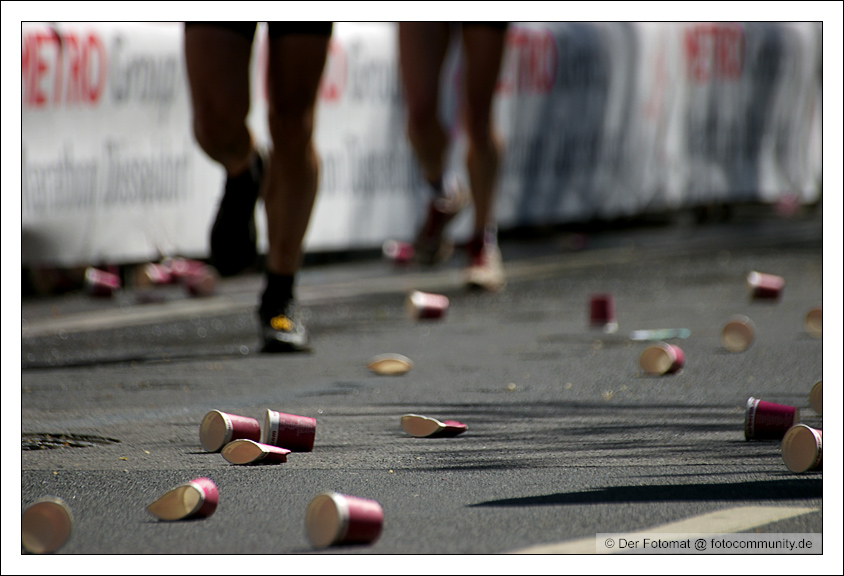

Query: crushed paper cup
[84,267,121,297]
[182,264,218,297]
[744,397,800,441]
[401,414,468,438]
[146,477,218,521]
[721,315,756,352]
[221,439,291,465]
[163,257,206,280]
[141,262,174,286]
[406,290,449,320]
[639,343,685,375]
[367,353,414,375]
[21,496,73,554]
[305,492,383,548]
[746,271,784,300]
[804,307,822,339]
[809,380,822,416]
[382,239,414,264]
[199,410,261,453]
[588,293,618,333]
[262,409,316,452]
[781,424,822,473]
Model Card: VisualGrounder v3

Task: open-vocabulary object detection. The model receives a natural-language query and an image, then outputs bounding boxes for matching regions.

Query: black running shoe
[210,151,263,277]
[260,301,310,353]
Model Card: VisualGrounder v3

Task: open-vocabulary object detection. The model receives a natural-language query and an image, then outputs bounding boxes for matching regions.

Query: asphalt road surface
[15,204,836,571]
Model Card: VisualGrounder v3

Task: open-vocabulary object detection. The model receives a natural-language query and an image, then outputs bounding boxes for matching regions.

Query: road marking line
[510,505,820,554]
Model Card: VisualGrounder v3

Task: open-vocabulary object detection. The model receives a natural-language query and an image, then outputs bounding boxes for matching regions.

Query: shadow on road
[469,478,822,507]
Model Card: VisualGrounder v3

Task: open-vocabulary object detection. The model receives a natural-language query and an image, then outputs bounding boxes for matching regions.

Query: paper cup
[222,439,291,465]
[721,315,756,352]
[804,307,822,339]
[382,240,414,264]
[809,380,822,416]
[401,414,468,438]
[199,410,261,453]
[22,496,74,554]
[262,409,316,452]
[589,293,618,333]
[744,397,800,440]
[305,492,383,548]
[781,424,822,473]
[84,267,121,297]
[639,343,685,375]
[182,264,218,297]
[142,262,174,285]
[367,353,414,375]
[406,290,449,320]
[747,271,784,300]
[146,477,218,521]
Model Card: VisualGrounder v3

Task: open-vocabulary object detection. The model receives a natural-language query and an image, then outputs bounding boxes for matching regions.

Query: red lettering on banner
[21,27,107,108]
[82,33,107,103]
[684,23,744,82]
[319,39,346,102]
[497,27,556,95]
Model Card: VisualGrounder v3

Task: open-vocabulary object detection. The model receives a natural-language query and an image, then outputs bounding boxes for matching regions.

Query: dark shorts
[462,22,510,30]
[185,22,333,40]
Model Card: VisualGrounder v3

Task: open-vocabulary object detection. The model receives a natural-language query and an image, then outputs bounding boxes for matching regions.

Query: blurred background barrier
[22,22,822,269]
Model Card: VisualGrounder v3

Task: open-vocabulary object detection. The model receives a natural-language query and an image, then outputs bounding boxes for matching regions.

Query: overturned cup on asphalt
[222,439,291,465]
[146,477,218,521]
[639,343,685,375]
[406,290,449,320]
[182,264,218,297]
[200,410,261,453]
[747,271,784,300]
[84,267,121,298]
[22,496,74,554]
[382,239,414,265]
[721,315,756,352]
[367,353,414,375]
[305,492,384,548]
[781,424,822,473]
[804,306,822,339]
[744,397,800,441]
[588,293,618,333]
[809,380,822,416]
[262,409,316,452]
[401,414,468,438]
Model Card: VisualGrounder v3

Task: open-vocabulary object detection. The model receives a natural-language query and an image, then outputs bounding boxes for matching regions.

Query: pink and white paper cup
[182,264,218,297]
[84,267,121,297]
[639,343,685,375]
[744,397,800,441]
[262,409,316,452]
[21,496,74,554]
[382,240,415,265]
[809,380,822,416]
[401,414,468,438]
[146,477,218,521]
[221,439,291,465]
[589,293,617,333]
[747,271,785,300]
[305,492,384,548]
[406,290,449,320]
[721,315,756,353]
[199,410,261,453]
[781,424,822,473]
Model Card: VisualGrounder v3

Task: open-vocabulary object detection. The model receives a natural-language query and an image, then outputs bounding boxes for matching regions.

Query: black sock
[260,272,294,319]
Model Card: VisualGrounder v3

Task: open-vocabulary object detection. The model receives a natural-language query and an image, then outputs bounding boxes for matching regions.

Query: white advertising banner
[21,22,822,268]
